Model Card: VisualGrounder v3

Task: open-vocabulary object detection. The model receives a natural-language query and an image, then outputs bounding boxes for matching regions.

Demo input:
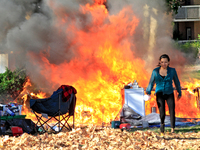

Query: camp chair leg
[73,95,75,129]
[33,110,74,133]
[53,114,72,131]
[31,92,76,133]
[73,113,75,129]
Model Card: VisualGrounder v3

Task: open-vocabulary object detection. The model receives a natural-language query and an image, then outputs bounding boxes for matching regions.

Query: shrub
[174,34,200,61]
[0,68,26,104]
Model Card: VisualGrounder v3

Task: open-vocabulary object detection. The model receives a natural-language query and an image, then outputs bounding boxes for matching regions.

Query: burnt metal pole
[194,87,200,109]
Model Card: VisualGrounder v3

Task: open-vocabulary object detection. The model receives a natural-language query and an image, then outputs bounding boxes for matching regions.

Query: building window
[185,0,191,5]
[186,27,191,40]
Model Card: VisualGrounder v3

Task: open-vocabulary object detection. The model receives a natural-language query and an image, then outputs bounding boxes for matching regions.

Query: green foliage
[174,34,200,60]
[0,68,26,103]
[166,0,181,14]
[129,125,200,133]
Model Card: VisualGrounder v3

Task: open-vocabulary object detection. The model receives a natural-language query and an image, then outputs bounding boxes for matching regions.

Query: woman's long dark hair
[158,54,170,66]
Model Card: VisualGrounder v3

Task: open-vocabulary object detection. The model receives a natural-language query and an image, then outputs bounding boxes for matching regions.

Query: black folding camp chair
[30,88,76,133]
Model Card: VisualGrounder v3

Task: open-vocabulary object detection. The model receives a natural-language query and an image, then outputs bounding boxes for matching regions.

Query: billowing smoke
[1,0,186,93]
[106,0,186,69]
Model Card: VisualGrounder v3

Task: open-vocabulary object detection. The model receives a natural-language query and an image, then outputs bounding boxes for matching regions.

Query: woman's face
[160,58,169,69]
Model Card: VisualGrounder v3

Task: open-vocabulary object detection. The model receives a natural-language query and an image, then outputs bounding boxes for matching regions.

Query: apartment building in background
[173,0,200,41]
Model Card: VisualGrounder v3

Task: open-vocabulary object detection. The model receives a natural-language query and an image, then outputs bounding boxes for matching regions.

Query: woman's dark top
[160,74,165,79]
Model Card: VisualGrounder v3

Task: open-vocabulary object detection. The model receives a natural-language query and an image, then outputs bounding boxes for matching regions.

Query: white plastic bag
[143,95,151,101]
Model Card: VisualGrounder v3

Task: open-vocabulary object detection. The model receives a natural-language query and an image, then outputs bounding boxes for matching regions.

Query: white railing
[177,40,198,44]
[174,5,200,22]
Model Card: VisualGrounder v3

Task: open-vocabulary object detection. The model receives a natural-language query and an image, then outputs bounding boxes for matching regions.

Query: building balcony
[174,5,200,22]
[177,40,198,44]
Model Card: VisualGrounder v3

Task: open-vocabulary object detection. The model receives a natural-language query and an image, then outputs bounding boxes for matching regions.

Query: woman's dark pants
[156,92,175,132]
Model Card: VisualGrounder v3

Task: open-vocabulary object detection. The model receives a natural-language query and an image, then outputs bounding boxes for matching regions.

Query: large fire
[14,0,200,125]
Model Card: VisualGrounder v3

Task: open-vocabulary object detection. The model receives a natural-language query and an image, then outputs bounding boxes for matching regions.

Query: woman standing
[146,54,182,135]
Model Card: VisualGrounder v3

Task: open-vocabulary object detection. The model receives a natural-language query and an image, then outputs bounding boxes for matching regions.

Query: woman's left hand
[177,95,181,100]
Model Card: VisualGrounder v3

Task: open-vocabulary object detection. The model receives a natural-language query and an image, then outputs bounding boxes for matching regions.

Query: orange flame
[18,1,200,125]
[94,0,106,4]
[145,79,200,119]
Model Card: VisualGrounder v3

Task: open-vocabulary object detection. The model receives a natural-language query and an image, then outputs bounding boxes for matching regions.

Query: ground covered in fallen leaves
[1,127,200,150]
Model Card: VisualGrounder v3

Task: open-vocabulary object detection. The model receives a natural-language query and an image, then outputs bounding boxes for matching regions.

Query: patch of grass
[181,70,200,82]
[174,125,200,133]
[129,125,200,133]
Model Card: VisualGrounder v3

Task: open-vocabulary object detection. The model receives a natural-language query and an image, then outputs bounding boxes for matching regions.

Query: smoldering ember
[0,0,200,149]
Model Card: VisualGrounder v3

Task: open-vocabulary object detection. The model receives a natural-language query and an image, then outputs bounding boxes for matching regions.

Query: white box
[124,88,145,116]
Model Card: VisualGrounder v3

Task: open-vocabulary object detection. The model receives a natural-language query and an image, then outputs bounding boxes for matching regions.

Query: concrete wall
[0,54,8,73]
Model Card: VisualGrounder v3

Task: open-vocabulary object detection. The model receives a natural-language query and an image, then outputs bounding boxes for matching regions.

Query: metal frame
[174,5,200,22]
[32,91,76,133]
[194,88,200,109]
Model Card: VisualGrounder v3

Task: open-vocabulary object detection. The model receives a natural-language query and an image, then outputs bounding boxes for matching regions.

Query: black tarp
[0,119,37,136]
[120,104,142,126]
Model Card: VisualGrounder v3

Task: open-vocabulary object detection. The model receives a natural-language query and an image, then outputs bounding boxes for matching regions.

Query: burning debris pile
[1,127,200,149]
[0,0,200,127]
[1,1,200,149]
